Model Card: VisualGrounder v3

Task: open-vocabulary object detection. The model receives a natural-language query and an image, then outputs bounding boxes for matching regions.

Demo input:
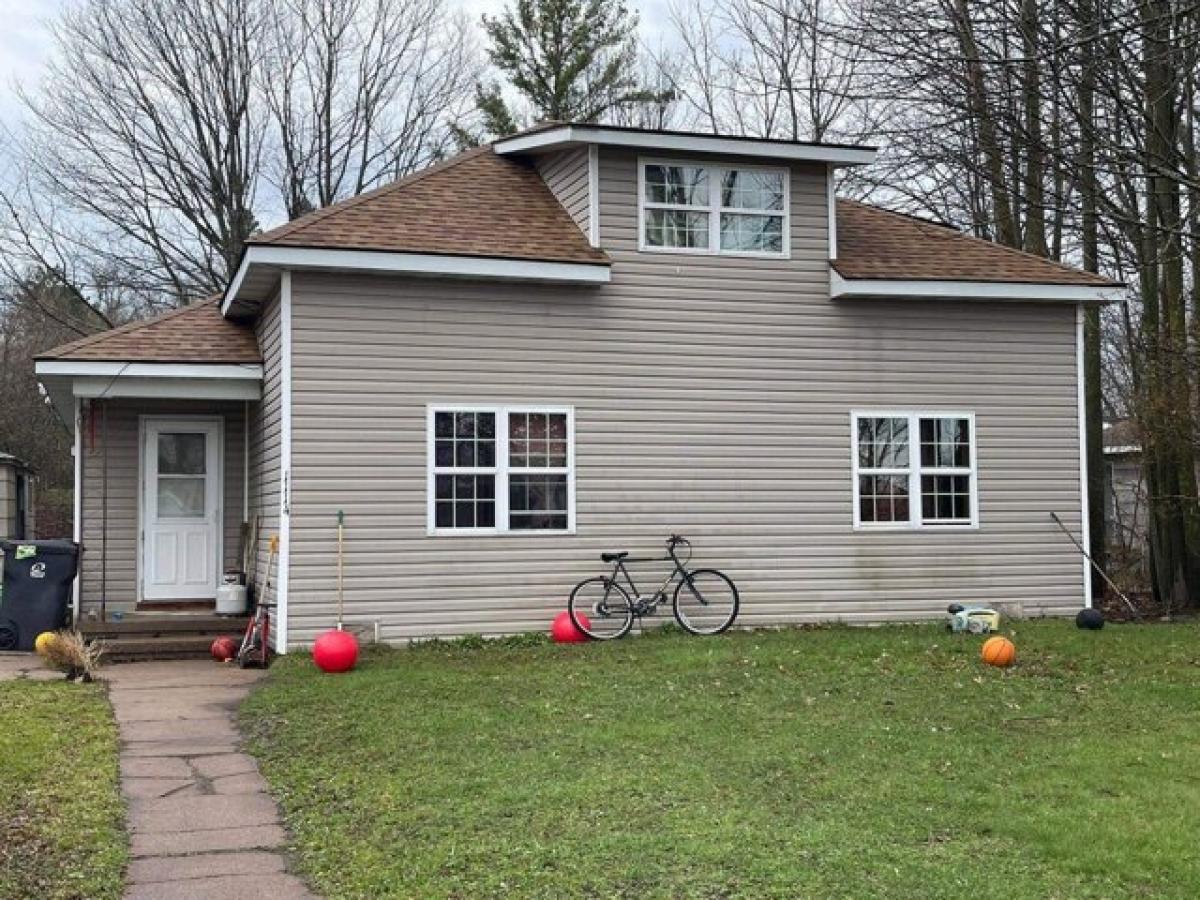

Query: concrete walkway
[0,651,67,681]
[104,660,315,900]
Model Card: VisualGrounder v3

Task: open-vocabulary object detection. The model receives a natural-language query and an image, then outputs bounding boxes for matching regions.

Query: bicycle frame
[605,543,698,615]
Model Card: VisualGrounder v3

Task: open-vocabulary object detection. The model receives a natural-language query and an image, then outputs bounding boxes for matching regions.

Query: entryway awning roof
[34,298,262,433]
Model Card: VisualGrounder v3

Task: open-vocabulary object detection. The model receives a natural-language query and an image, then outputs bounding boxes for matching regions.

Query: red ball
[313,629,359,673]
[550,610,591,643]
[210,636,238,662]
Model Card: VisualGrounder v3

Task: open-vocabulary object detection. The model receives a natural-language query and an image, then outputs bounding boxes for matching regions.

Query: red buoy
[313,629,359,673]
[550,610,590,643]
[210,636,238,662]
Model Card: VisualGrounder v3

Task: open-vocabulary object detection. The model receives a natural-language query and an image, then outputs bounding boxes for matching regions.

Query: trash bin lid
[0,540,80,556]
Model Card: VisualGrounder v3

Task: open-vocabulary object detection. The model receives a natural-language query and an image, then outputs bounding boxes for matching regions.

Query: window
[641,160,788,256]
[852,412,977,529]
[428,406,574,534]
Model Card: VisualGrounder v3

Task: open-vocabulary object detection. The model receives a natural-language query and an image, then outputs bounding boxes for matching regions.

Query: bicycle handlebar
[667,534,687,547]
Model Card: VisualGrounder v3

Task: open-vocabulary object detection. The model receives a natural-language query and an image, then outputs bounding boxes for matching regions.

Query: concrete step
[99,634,243,663]
[82,616,248,640]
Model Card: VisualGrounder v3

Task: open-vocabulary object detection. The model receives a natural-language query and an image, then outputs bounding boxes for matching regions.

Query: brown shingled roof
[250,145,609,266]
[37,298,260,364]
[834,199,1119,286]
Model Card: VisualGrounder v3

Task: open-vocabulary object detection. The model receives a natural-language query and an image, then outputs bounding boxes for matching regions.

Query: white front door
[141,419,222,601]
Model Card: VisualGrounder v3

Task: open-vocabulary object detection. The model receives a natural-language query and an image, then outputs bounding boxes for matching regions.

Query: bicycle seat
[601,551,629,562]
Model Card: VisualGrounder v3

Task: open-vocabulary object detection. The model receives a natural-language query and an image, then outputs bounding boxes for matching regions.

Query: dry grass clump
[41,630,105,681]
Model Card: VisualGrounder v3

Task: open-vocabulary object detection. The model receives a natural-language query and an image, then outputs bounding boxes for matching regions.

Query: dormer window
[640,159,789,257]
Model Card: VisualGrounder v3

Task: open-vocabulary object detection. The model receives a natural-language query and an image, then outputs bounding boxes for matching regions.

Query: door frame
[138,414,224,603]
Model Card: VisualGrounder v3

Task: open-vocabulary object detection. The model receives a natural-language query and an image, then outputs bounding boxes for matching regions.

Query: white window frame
[638,157,791,259]
[426,404,576,536]
[850,410,979,531]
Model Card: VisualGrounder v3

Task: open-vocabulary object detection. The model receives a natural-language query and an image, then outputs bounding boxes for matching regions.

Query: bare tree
[665,0,867,142]
[263,0,479,219]
[20,0,268,303]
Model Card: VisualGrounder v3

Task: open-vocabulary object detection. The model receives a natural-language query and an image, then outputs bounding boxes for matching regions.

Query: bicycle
[568,535,739,640]
[237,534,277,668]
[236,600,274,668]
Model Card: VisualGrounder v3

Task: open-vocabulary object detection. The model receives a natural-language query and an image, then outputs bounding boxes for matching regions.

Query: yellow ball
[35,631,58,656]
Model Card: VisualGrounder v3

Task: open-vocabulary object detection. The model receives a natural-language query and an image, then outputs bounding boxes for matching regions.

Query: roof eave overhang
[830,271,1123,304]
[493,125,878,166]
[35,361,264,431]
[222,245,612,317]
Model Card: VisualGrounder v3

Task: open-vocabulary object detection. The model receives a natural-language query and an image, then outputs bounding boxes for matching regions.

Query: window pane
[434,474,497,529]
[920,474,971,523]
[720,214,783,253]
[644,165,709,206]
[721,170,784,210]
[920,418,970,468]
[645,209,710,249]
[158,433,206,475]
[158,477,205,517]
[858,474,909,523]
[509,474,568,530]
[857,417,909,469]
[434,411,497,472]
[510,412,568,469]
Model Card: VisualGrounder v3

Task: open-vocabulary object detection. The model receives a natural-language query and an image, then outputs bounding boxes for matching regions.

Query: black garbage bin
[0,540,80,651]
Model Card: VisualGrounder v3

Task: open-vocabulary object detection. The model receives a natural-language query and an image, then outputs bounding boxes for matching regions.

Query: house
[0,453,35,540]
[1103,420,1147,562]
[34,124,1123,651]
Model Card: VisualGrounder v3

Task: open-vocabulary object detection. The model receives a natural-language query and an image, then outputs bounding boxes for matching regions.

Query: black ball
[1076,608,1105,630]
[947,603,965,614]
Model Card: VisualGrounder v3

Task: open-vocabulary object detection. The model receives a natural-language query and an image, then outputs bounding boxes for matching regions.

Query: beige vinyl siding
[77,399,246,613]
[247,290,283,611]
[283,147,1085,645]
[535,148,591,238]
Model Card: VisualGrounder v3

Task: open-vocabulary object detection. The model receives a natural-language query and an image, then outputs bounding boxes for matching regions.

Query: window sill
[426,528,577,538]
[637,244,791,261]
[852,523,980,533]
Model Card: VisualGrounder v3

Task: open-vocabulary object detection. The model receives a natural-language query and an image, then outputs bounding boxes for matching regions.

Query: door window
[156,432,207,518]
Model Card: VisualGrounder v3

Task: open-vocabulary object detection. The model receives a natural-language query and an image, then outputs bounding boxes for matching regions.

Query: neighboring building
[34,124,1123,649]
[1103,420,1147,558]
[0,453,35,541]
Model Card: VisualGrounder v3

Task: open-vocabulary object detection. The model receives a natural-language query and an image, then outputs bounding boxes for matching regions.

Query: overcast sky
[0,0,671,144]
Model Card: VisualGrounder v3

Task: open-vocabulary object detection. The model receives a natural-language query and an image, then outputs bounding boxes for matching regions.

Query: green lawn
[241,621,1200,899]
[0,679,126,900]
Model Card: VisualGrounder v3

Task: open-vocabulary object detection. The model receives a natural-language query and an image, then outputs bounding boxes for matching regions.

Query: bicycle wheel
[673,569,739,635]
[569,577,634,640]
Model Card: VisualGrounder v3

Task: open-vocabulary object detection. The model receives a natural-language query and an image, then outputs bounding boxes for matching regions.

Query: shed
[0,453,35,540]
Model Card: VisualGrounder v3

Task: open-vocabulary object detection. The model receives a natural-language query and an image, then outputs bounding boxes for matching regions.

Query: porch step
[80,615,247,640]
[80,615,247,662]
[100,635,241,663]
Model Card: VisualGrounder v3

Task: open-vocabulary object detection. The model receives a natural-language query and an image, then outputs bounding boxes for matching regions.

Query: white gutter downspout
[1076,304,1093,609]
[276,271,293,652]
[243,401,250,524]
[72,397,82,624]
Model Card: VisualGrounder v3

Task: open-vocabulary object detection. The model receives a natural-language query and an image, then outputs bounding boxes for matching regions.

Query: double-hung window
[641,160,788,256]
[852,412,977,529]
[428,406,574,534]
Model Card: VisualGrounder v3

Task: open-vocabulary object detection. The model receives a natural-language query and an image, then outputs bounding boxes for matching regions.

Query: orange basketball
[981,636,1016,668]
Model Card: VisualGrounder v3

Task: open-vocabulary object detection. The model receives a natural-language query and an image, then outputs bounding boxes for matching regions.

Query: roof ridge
[250,145,495,246]
[836,198,1117,286]
[37,296,220,360]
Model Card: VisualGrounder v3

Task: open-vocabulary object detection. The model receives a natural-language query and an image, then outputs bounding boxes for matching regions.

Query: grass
[0,679,126,900]
[241,621,1200,899]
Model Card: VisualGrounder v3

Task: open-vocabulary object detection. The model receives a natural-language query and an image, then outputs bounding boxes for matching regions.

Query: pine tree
[479,0,664,135]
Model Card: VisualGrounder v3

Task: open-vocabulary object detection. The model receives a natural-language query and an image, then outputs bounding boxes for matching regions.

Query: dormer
[494,123,877,262]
